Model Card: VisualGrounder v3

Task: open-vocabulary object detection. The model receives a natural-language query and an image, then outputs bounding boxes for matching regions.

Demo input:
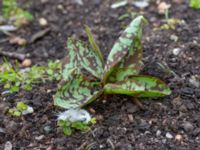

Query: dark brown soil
[0,0,200,149]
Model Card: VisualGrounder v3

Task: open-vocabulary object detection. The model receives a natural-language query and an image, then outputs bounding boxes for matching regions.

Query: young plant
[8,102,34,117]
[0,60,62,93]
[57,109,96,136]
[2,0,33,26]
[54,16,171,109]
[190,0,200,9]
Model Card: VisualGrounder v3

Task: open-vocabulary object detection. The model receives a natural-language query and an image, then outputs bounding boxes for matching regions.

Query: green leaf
[190,0,200,9]
[16,102,28,111]
[71,121,89,131]
[54,73,102,109]
[104,75,171,97]
[85,25,104,63]
[75,40,104,79]
[63,126,72,136]
[104,16,147,83]
[62,38,104,80]
[107,35,142,82]
[62,39,81,80]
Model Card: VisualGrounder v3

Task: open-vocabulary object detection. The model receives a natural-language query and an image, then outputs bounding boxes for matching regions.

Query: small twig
[0,49,28,61]
[132,97,144,110]
[107,138,115,150]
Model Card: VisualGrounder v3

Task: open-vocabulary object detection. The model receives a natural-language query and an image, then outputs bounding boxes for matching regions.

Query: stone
[22,59,32,67]
[172,48,181,56]
[166,132,173,139]
[156,130,162,137]
[182,121,194,132]
[39,18,48,26]
[175,134,182,141]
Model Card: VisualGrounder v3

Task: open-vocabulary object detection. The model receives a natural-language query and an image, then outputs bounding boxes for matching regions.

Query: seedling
[54,16,171,109]
[57,109,96,136]
[8,102,33,117]
[0,60,62,93]
[190,0,200,9]
[2,0,33,26]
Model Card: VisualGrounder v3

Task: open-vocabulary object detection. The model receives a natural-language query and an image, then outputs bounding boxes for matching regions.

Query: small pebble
[133,1,149,9]
[39,18,48,26]
[9,36,27,46]
[35,135,45,141]
[156,130,162,136]
[166,132,173,139]
[172,48,181,56]
[128,114,134,122]
[189,76,199,88]
[170,34,178,42]
[175,134,182,141]
[4,141,12,150]
[44,125,52,134]
[182,121,194,132]
[22,59,32,67]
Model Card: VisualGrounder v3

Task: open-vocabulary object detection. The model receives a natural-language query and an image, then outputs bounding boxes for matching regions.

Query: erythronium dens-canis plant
[54,16,171,109]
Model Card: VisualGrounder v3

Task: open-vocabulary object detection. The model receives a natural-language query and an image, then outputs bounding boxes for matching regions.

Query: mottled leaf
[54,73,102,109]
[62,39,80,80]
[104,75,171,97]
[107,36,142,82]
[62,38,104,80]
[75,40,104,79]
[85,25,104,63]
[104,16,147,83]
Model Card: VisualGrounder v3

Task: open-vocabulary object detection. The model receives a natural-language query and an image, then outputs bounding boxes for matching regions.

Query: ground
[0,0,200,149]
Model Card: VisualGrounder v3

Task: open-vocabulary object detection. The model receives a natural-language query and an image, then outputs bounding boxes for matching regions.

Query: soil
[0,0,200,149]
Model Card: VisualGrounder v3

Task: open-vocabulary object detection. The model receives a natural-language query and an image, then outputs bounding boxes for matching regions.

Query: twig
[0,49,28,61]
[132,97,144,110]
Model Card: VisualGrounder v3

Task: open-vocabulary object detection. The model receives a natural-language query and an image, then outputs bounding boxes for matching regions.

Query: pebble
[182,121,194,132]
[166,132,173,139]
[128,114,134,122]
[0,127,6,134]
[22,106,34,115]
[172,48,181,56]
[170,34,178,42]
[193,128,200,136]
[189,76,199,88]
[44,125,52,134]
[133,1,149,9]
[156,130,162,137]
[126,103,138,113]
[4,141,12,150]
[39,18,48,26]
[175,134,183,141]
[138,119,150,130]
[9,36,27,46]
[22,59,32,67]
[35,135,45,141]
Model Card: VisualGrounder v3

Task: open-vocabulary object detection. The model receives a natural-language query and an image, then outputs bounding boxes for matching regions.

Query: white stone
[58,109,91,123]
[39,18,48,26]
[166,132,173,139]
[156,130,161,136]
[172,48,181,56]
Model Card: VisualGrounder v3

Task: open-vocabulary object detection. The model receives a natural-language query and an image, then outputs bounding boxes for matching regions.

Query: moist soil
[0,0,200,149]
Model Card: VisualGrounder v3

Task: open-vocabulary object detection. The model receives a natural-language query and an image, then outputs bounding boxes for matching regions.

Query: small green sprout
[57,109,96,136]
[2,0,33,26]
[54,16,171,109]
[0,60,62,93]
[8,102,33,117]
[190,0,200,9]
